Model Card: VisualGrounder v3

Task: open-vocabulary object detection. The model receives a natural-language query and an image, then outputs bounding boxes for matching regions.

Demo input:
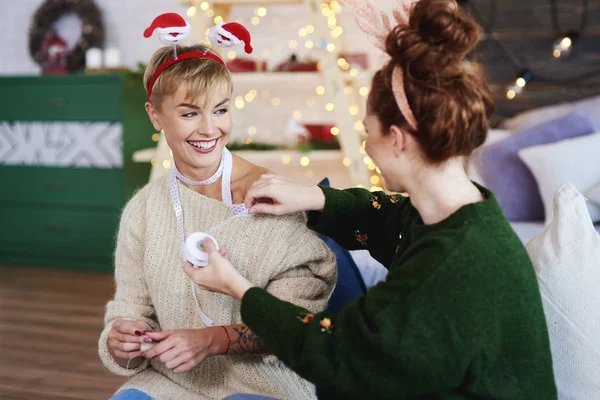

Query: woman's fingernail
[143,337,153,343]
[135,330,142,336]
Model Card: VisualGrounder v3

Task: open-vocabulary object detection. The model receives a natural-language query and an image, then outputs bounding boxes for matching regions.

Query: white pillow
[585,182,600,206]
[502,95,600,131]
[526,182,600,399]
[518,132,600,223]
[467,129,512,185]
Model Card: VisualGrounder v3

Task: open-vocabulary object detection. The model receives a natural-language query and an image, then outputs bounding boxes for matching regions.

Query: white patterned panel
[0,121,122,168]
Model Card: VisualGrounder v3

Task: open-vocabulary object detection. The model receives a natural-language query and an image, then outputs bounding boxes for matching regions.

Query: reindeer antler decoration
[339,0,419,130]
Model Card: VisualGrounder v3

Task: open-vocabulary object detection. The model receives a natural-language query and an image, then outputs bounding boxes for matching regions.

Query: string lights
[550,0,587,59]
[506,70,533,100]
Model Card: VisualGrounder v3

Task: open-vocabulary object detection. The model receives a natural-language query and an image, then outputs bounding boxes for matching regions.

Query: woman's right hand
[107,319,150,363]
[244,174,326,215]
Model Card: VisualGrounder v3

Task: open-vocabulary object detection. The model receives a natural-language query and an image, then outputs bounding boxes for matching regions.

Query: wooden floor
[0,264,126,399]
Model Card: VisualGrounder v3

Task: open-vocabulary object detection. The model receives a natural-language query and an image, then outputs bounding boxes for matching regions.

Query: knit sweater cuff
[241,287,305,349]
[307,186,348,237]
[98,319,150,377]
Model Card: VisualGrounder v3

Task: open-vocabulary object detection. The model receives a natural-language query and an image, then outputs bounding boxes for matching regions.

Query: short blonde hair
[143,44,233,108]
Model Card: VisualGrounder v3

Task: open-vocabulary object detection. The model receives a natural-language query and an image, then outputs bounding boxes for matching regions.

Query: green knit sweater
[240,185,557,399]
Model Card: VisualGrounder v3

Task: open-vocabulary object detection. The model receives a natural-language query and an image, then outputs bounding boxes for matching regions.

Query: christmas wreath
[28,0,104,72]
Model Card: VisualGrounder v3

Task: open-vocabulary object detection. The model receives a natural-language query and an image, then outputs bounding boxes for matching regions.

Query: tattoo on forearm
[229,324,267,354]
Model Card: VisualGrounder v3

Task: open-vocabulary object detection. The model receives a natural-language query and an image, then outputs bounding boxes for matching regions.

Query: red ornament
[40,29,68,74]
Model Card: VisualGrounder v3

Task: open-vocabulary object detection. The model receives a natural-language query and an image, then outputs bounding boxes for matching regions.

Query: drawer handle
[45,225,69,234]
[40,97,66,108]
[44,183,69,192]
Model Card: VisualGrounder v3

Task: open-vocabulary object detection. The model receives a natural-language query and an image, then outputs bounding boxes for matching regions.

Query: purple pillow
[481,108,596,221]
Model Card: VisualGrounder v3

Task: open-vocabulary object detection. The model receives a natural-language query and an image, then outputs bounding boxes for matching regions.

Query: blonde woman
[98,40,336,400]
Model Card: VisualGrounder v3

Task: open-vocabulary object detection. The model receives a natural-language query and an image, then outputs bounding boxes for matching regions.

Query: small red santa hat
[217,22,253,54]
[144,13,188,37]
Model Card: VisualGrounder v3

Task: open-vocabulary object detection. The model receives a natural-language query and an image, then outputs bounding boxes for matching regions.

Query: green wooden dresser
[0,73,154,271]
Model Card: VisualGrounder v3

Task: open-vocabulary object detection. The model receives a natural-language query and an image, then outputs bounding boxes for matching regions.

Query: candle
[86,48,102,69]
[104,48,121,68]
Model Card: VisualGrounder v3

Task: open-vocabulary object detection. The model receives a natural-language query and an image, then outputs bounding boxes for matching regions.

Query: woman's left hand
[143,328,224,373]
[183,238,254,301]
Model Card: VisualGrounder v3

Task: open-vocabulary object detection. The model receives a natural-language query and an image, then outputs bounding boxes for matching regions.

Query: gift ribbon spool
[185,232,219,267]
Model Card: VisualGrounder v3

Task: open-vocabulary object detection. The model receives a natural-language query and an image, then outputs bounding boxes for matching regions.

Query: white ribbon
[169,148,251,326]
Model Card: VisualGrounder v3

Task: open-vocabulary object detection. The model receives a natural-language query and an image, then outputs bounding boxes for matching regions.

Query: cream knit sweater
[98,176,337,400]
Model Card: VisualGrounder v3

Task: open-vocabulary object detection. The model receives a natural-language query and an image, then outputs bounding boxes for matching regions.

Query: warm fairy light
[300,156,310,167]
[325,103,335,111]
[376,167,381,174]
[305,40,314,49]
[516,77,526,88]
[330,0,342,13]
[330,127,340,136]
[256,7,267,17]
[162,160,171,169]
[343,157,351,167]
[151,158,156,166]
[363,156,372,165]
[553,49,561,58]
[359,147,366,154]
[293,111,302,119]
[235,96,245,109]
[299,28,307,37]
[350,68,358,77]
[317,62,323,71]
[306,25,315,33]
[371,175,380,185]
[327,43,336,52]
[281,155,291,164]
[331,26,344,37]
[200,2,209,11]
[506,89,516,100]
[354,121,364,131]
[289,40,298,49]
[356,184,365,188]
[316,86,326,95]
[341,63,350,71]
[248,126,257,136]
[349,106,359,115]
[187,7,197,17]
[368,163,377,171]
[272,97,281,106]
[337,58,347,67]
[359,86,369,96]
[245,138,252,145]
[227,51,236,60]
[251,16,260,25]
[214,16,223,24]
[207,9,215,17]
[245,93,254,102]
[328,17,337,26]
[152,133,160,142]
[370,186,383,192]
[344,86,353,95]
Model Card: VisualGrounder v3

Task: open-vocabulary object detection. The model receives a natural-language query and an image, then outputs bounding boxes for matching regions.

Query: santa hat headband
[144,13,254,101]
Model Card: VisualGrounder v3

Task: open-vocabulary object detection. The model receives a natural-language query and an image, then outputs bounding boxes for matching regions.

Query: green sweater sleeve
[307,186,417,265]
[240,246,475,398]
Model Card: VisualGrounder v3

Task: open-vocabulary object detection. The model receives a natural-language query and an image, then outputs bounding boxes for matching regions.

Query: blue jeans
[109,389,153,400]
